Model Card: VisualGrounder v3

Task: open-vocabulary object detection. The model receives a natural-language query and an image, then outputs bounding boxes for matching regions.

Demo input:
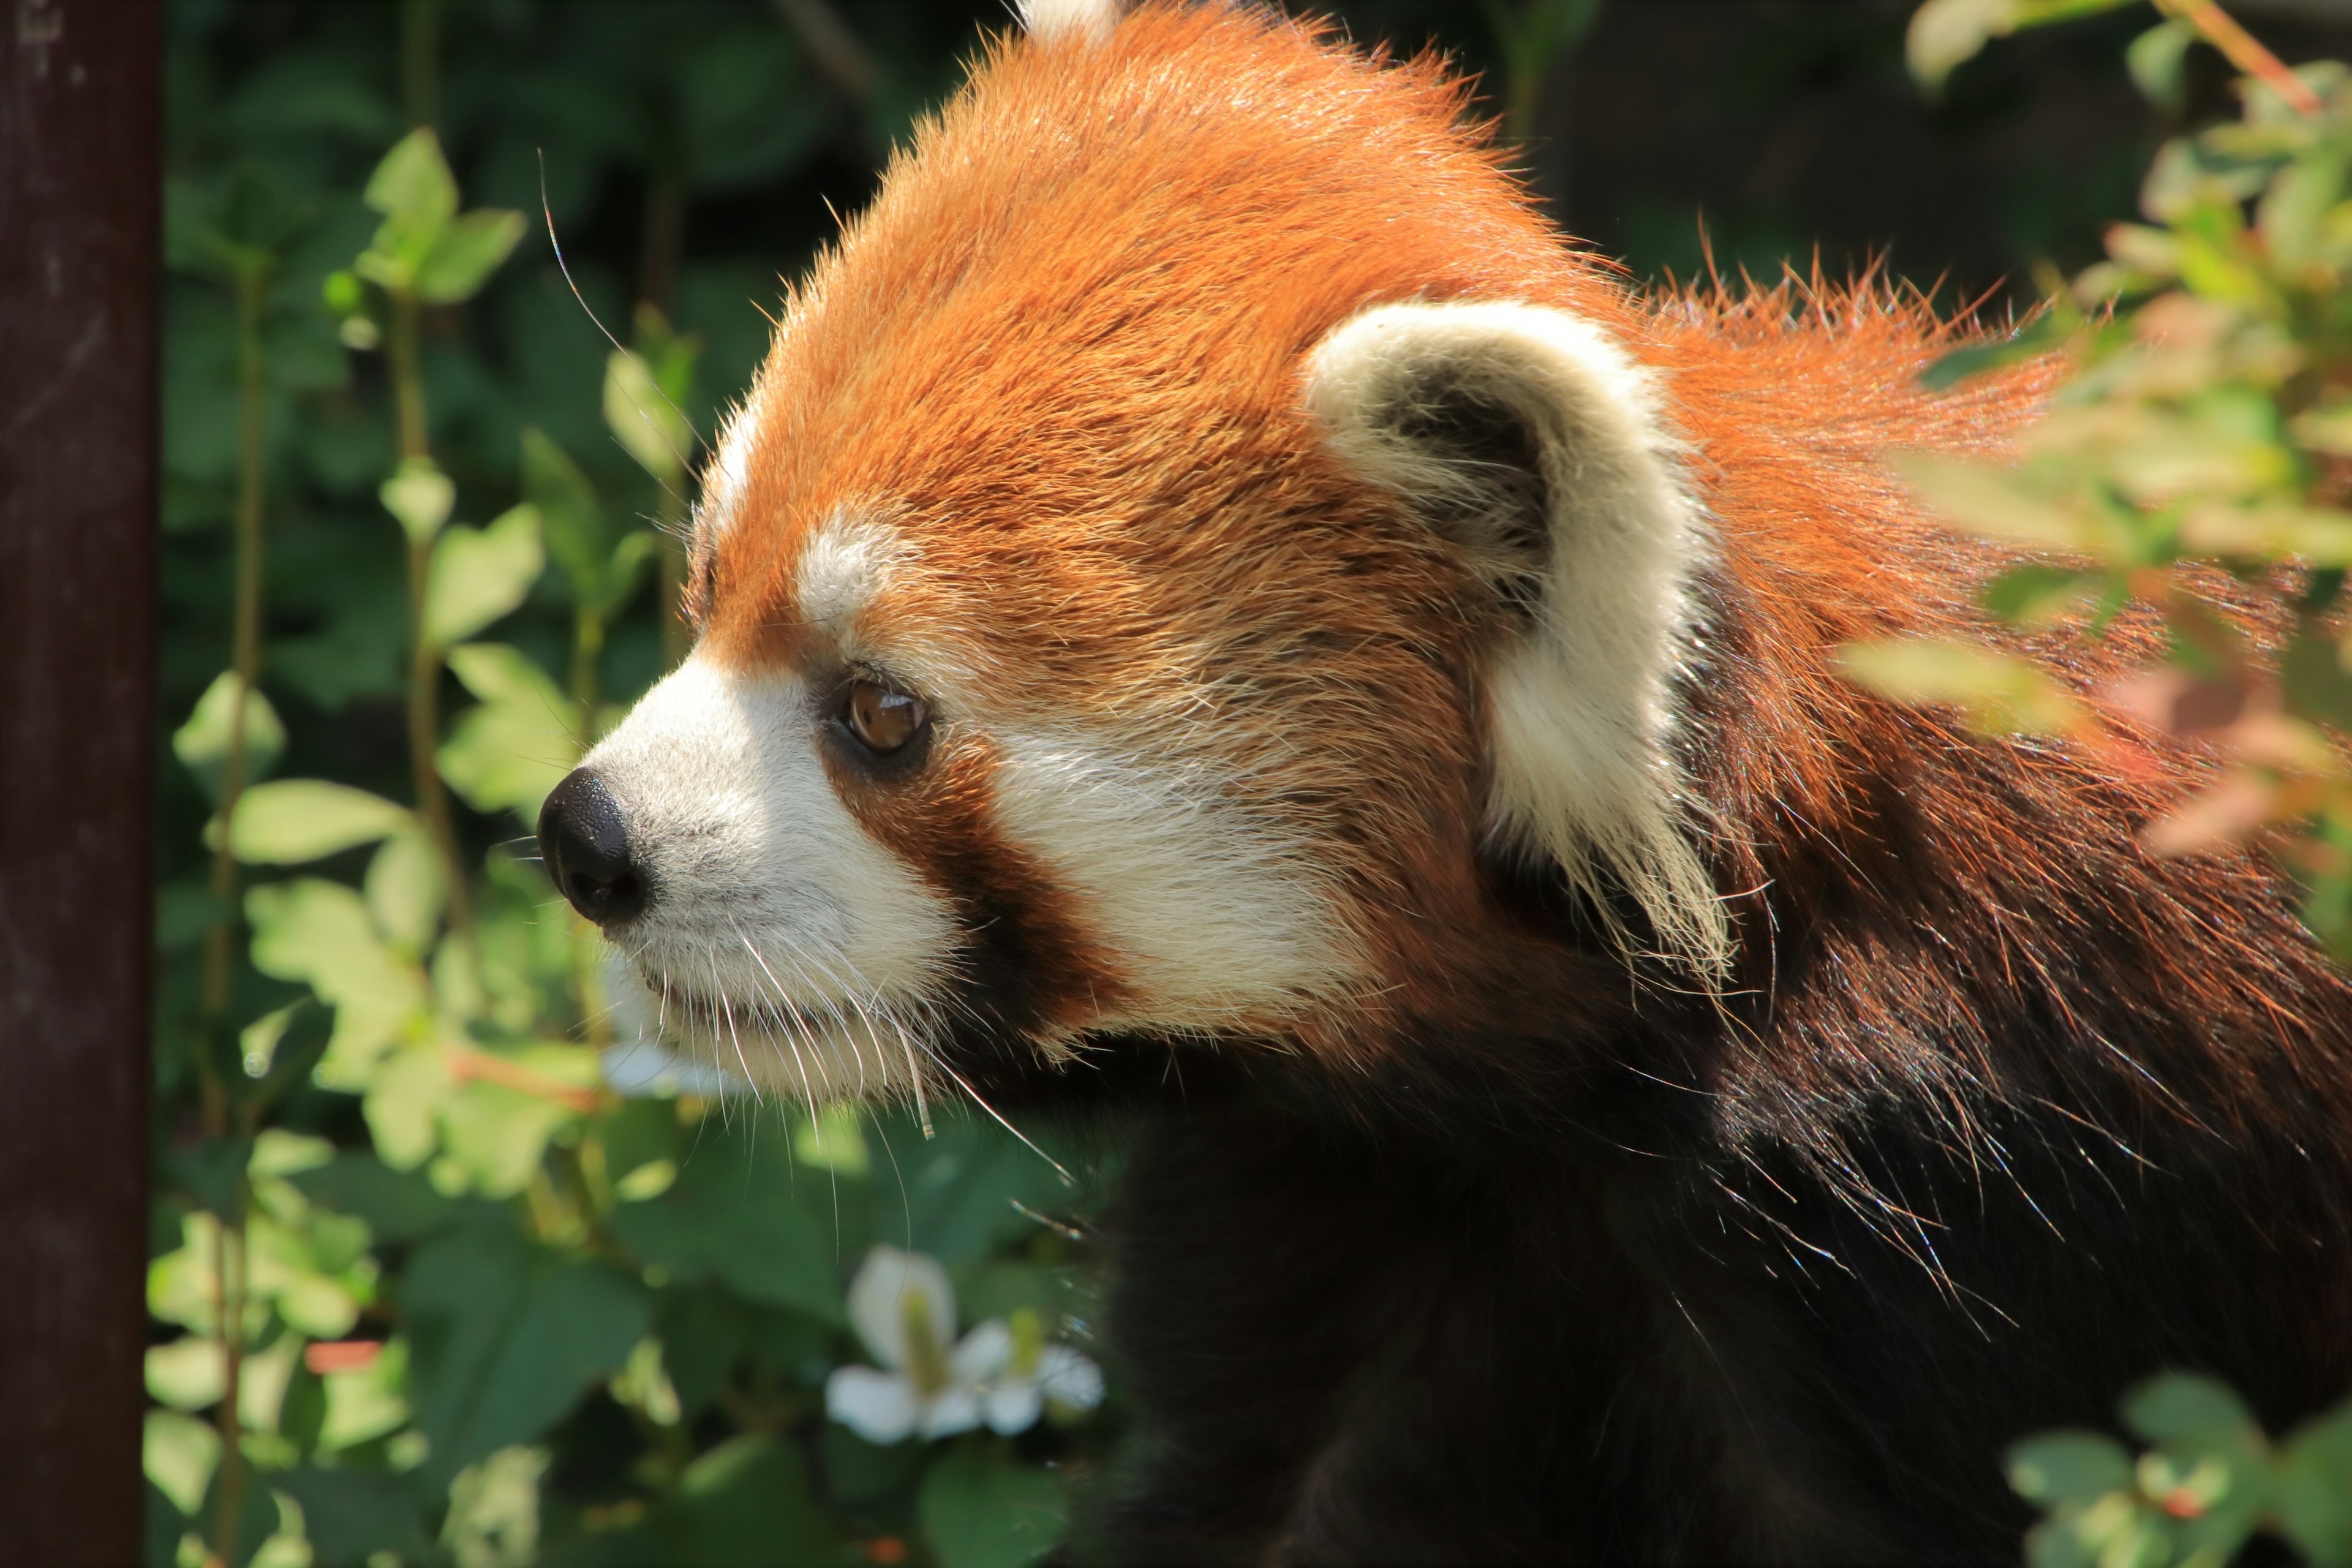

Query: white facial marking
[1308,298,1728,977]
[794,511,908,641]
[991,729,1360,1032]
[1019,0,1124,45]
[582,657,959,1101]
[693,393,761,545]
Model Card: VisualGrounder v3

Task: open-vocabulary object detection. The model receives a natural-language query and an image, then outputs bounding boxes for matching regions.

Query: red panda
[537,1,2352,1558]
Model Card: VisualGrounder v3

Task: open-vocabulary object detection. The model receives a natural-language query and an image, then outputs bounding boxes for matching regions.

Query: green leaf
[146,1337,227,1412]
[1918,315,2068,392]
[247,879,427,1084]
[2125,19,2197,116]
[2120,1373,2260,1450]
[440,642,578,820]
[356,129,458,292]
[143,1409,220,1519]
[521,427,611,594]
[173,672,286,805]
[1889,451,2090,551]
[607,1135,845,1325]
[414,207,527,303]
[652,1434,841,1568]
[918,1444,1068,1568]
[1983,564,2101,627]
[2007,1430,2136,1506]
[273,1469,435,1568]
[225,779,410,864]
[604,347,693,484]
[364,823,446,956]
[404,1221,651,1487]
[1838,637,2087,735]
[1905,0,2003,94]
[2277,1403,2352,1565]
[437,1076,578,1198]
[362,1041,453,1170]
[379,456,455,546]
[290,1152,456,1244]
[424,503,545,650]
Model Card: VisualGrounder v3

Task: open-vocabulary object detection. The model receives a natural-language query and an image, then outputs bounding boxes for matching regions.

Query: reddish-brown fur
[683,6,2352,1558]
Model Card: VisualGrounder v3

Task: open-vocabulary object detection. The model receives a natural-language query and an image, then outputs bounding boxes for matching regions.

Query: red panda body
[538,4,2352,1559]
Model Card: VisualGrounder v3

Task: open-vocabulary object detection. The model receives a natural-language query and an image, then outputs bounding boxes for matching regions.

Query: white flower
[824,1245,1104,1444]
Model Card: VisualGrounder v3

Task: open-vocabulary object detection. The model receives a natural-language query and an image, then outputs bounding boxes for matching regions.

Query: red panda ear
[1304,301,1729,978]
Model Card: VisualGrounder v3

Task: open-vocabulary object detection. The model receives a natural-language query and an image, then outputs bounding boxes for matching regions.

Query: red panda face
[543,2,1725,1103]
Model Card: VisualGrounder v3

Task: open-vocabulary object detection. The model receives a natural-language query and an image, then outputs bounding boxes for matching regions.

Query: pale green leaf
[363,1042,454,1171]
[440,642,577,820]
[423,503,545,650]
[144,1409,221,1518]
[380,456,455,546]
[2125,18,2196,115]
[146,1338,227,1412]
[1906,0,2005,94]
[438,1078,576,1198]
[363,128,458,228]
[414,208,527,304]
[604,347,693,484]
[2007,1430,2136,1505]
[1838,637,2087,734]
[225,779,411,864]
[364,824,446,957]
[1890,451,2090,551]
[173,672,285,805]
[247,878,427,1082]
[519,428,610,594]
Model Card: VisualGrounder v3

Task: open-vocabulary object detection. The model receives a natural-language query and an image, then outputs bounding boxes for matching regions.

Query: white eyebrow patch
[692,397,760,546]
[794,510,909,635]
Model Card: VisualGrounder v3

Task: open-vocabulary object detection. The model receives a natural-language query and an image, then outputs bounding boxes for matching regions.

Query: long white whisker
[918,1041,1074,1187]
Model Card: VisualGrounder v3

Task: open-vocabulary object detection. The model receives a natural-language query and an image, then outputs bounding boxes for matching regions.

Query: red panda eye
[844,679,928,755]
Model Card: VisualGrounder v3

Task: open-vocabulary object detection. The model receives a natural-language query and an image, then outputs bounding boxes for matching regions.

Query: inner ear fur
[1303,298,1728,978]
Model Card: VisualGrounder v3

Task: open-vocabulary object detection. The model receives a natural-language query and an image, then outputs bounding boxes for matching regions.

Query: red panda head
[544,0,1904,1104]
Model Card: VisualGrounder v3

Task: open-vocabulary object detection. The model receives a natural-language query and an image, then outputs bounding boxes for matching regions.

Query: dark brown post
[0,1,160,1563]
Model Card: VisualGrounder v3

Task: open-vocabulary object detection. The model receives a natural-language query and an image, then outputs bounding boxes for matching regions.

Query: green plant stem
[207,1213,247,1568]
[2151,0,2320,115]
[401,0,439,130]
[197,264,273,1131]
[388,290,475,939]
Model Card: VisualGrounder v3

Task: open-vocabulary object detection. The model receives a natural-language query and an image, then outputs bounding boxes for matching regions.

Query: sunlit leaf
[143,1409,221,1519]
[440,641,576,820]
[225,779,409,864]
[423,503,545,650]
[414,208,527,304]
[361,1041,453,1170]
[146,1336,227,1412]
[247,878,427,1084]
[379,456,454,546]
[363,823,445,956]
[173,672,286,805]
[1890,451,2089,551]
[605,346,694,484]
[1838,637,2087,734]
[2125,18,2197,115]
[362,127,458,227]
[437,1076,577,1198]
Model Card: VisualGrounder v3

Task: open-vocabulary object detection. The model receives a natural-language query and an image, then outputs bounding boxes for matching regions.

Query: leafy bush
[1852,2,2352,1560]
[151,7,1116,1564]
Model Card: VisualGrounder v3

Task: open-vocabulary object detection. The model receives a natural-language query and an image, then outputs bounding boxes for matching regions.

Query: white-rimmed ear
[1305,300,1727,978]
[1019,0,1126,46]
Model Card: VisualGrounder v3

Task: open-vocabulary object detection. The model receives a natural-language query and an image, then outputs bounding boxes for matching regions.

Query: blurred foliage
[154,0,2352,1562]
[1848,2,2352,1559]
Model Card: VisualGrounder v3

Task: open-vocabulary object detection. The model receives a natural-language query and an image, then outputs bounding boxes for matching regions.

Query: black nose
[538,768,649,925]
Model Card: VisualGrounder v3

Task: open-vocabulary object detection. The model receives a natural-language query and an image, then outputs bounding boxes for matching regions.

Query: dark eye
[843,679,929,755]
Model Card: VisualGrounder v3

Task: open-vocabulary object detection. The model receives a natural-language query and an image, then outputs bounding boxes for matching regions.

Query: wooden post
[0,1,160,1563]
